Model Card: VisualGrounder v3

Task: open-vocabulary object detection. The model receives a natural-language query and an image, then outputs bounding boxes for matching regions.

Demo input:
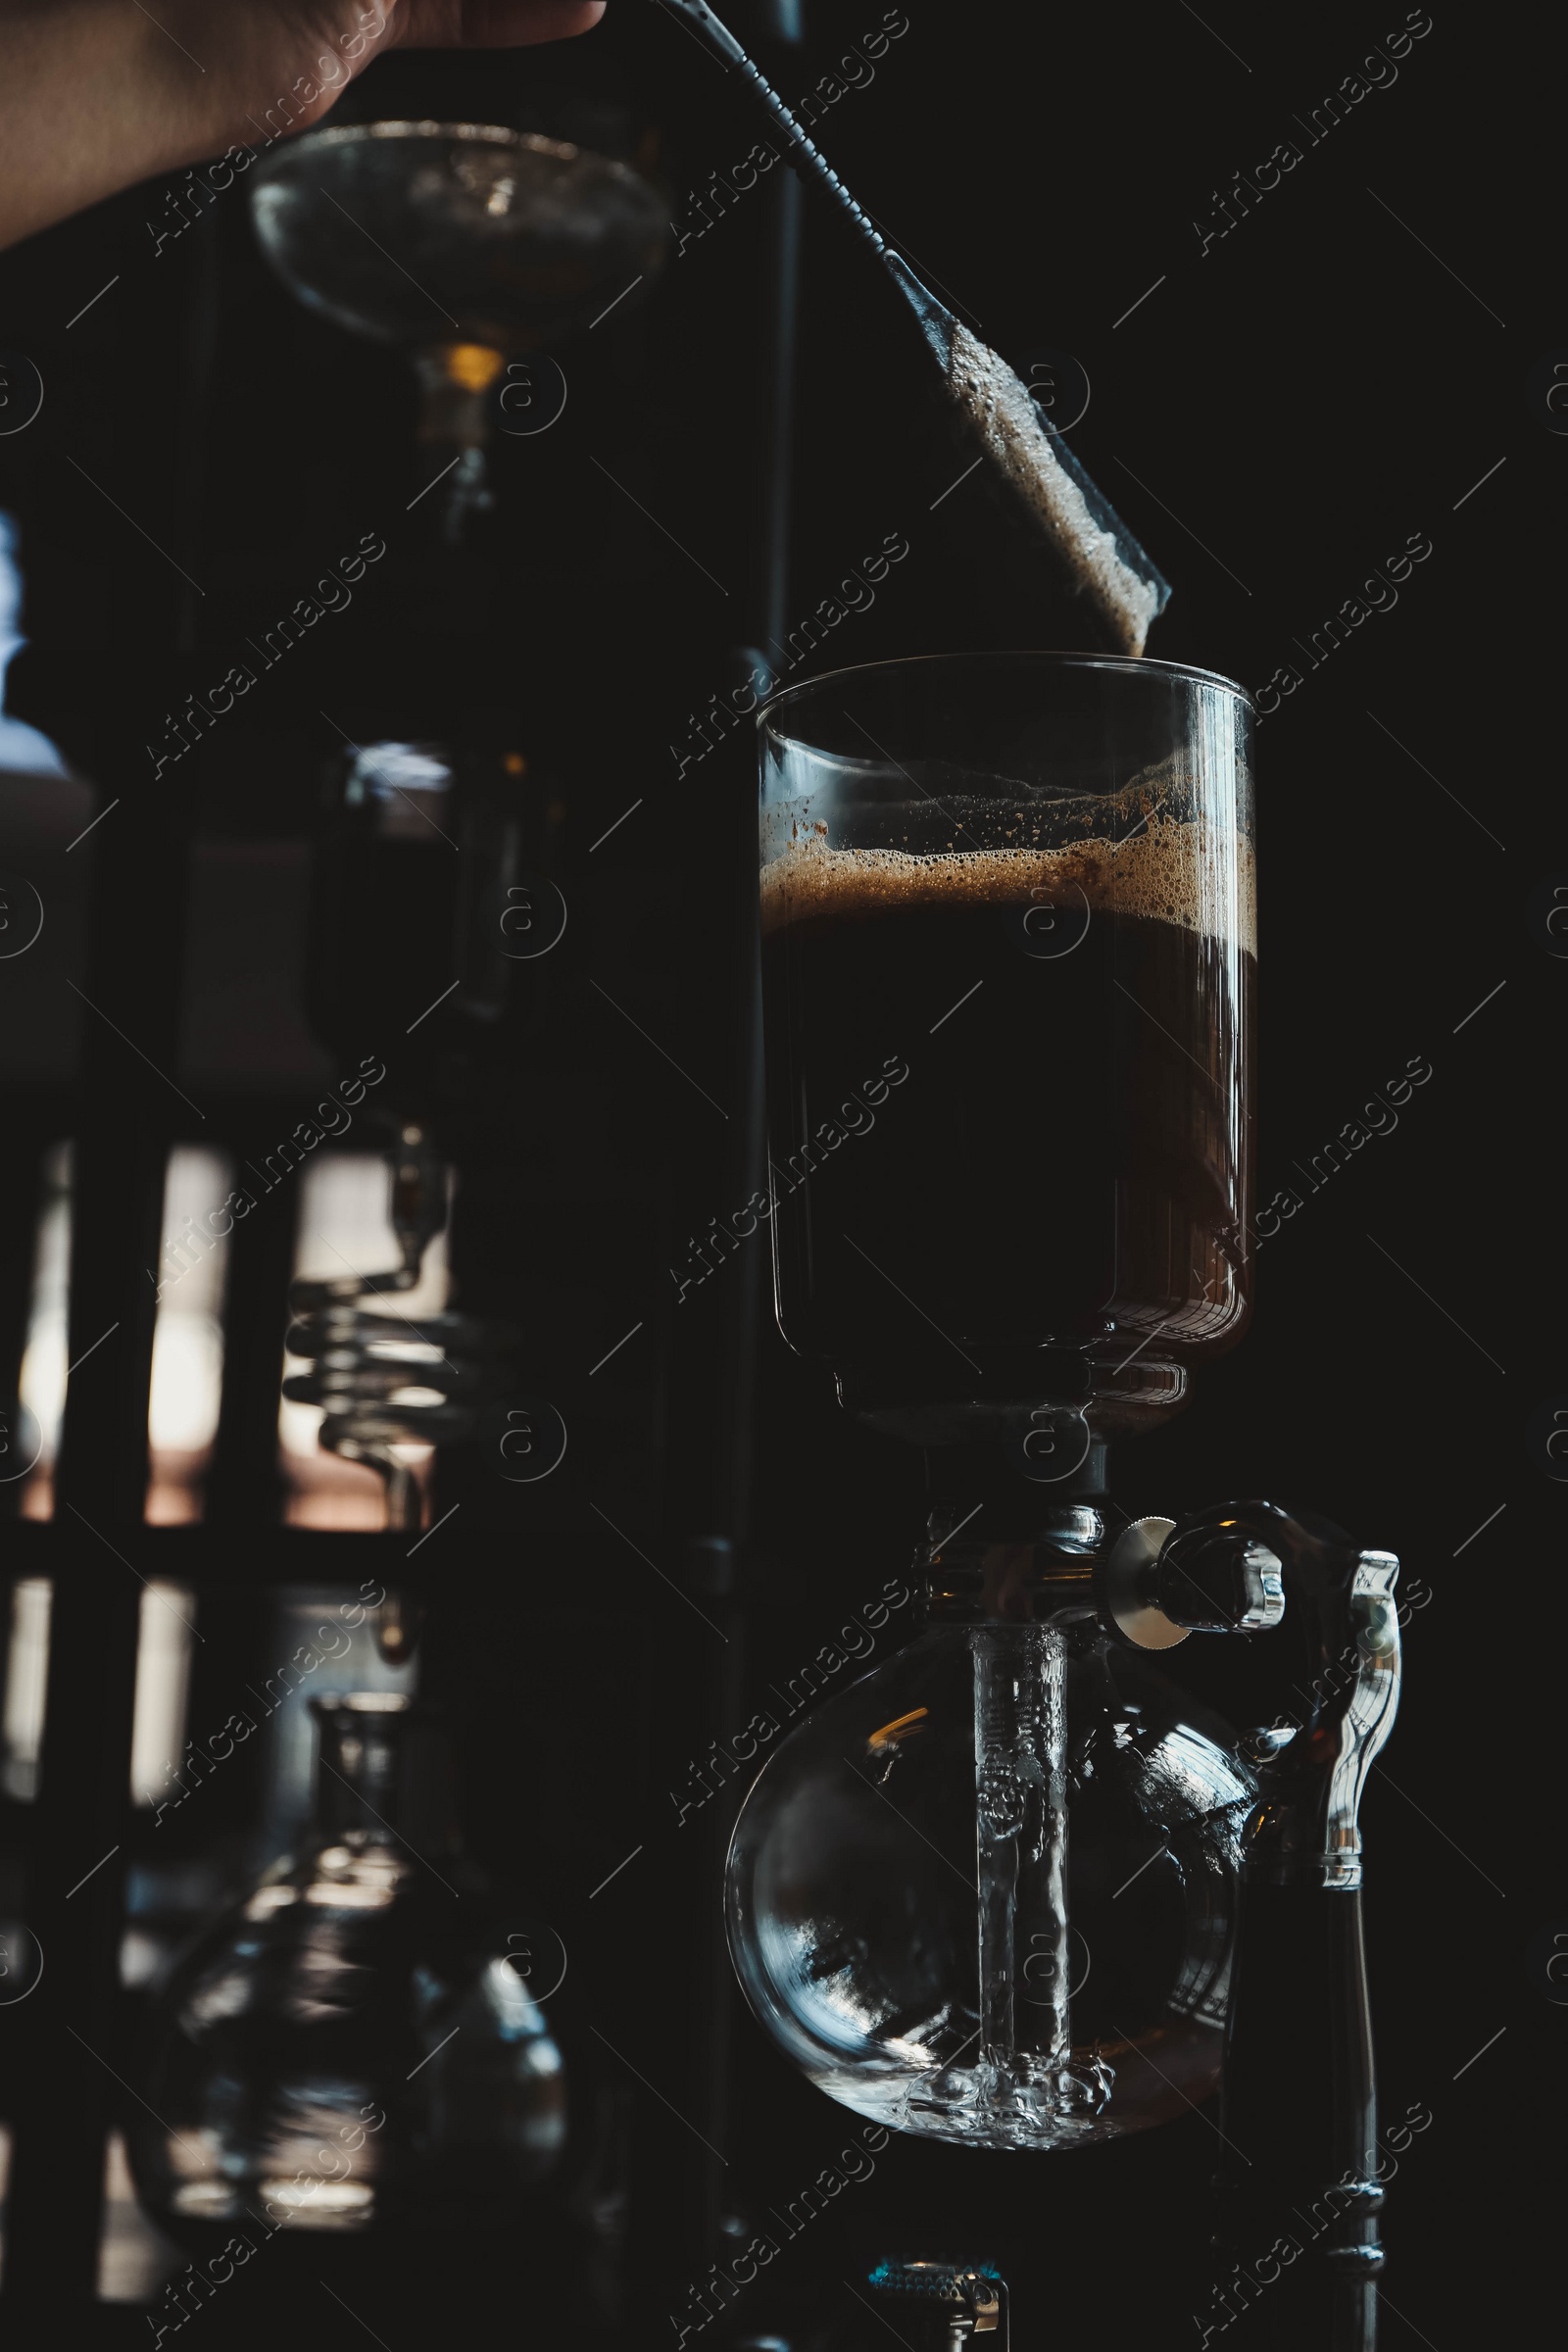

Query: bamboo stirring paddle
[643,0,1171,653]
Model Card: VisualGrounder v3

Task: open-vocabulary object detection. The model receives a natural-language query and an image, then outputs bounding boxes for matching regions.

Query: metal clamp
[1098,1512,1285,1650]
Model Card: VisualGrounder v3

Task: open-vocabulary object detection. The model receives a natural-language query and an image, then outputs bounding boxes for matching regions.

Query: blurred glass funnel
[251,122,668,508]
[251,121,668,352]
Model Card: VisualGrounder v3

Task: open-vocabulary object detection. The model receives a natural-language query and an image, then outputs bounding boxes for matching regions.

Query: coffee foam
[760,811,1255,956]
[945,325,1160,657]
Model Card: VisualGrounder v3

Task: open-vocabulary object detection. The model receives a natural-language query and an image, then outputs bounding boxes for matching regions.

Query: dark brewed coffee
[760,825,1253,1389]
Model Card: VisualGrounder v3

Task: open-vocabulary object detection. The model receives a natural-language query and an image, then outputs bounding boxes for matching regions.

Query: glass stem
[973,1624,1072,2075]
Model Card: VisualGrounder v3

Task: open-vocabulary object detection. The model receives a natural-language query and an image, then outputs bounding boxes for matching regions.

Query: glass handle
[1181,1501,1402,2352]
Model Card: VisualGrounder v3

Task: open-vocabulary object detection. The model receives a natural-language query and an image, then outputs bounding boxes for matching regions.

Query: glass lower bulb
[725,1621,1255,2152]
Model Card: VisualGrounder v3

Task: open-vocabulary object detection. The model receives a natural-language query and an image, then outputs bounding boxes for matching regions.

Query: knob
[1157,1520,1286,1634]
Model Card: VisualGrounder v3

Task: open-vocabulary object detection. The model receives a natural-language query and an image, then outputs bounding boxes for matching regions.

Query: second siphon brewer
[726,654,1401,2348]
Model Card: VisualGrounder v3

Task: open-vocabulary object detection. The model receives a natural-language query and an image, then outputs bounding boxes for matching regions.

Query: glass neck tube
[924,1503,1105,1626]
[311,1695,457,1857]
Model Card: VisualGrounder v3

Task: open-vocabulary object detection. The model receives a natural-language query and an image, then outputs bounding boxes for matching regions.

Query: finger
[389,1,607,48]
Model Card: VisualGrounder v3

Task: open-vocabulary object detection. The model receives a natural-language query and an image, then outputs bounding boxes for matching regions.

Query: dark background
[0,1,1554,2344]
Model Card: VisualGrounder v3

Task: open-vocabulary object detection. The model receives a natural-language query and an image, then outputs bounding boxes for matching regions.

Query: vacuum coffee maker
[725,654,1402,2349]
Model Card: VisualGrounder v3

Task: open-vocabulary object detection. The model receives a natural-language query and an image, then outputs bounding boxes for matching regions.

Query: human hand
[155,3,609,154]
[0,0,607,251]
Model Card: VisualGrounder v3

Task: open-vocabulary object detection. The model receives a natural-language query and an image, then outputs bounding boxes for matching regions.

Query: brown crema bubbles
[761,812,1256,958]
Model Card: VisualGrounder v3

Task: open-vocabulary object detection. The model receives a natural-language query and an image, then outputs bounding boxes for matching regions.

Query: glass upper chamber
[757,653,1254,1446]
[725,1616,1255,2152]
